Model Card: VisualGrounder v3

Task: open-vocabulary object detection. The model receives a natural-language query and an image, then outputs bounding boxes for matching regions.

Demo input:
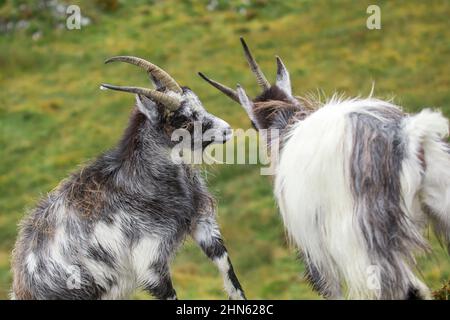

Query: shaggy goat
[12,56,245,300]
[200,38,450,299]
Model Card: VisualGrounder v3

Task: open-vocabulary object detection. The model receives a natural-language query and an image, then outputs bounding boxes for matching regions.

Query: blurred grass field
[0,0,449,299]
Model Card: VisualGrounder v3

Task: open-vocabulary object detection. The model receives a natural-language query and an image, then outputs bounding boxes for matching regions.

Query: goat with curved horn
[12,53,245,301]
[105,56,183,93]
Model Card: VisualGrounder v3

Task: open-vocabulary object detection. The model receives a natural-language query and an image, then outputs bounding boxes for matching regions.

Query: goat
[11,56,245,300]
[200,38,450,299]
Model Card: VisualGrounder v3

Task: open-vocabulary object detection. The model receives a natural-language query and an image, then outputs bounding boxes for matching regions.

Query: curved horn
[105,56,183,94]
[100,83,181,111]
[240,37,270,91]
[198,72,240,103]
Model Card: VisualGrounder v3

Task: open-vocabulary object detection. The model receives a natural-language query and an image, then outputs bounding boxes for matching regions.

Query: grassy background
[0,0,449,299]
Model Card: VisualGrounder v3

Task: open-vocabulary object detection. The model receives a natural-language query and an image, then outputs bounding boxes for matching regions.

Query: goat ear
[275,56,292,96]
[135,94,160,123]
[236,84,259,128]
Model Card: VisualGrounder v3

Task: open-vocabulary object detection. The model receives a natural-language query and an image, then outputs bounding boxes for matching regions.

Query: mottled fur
[274,96,448,299]
[348,106,429,299]
[12,85,245,300]
[253,86,310,130]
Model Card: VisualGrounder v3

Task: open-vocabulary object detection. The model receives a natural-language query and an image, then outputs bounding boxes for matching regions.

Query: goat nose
[223,126,232,135]
[222,126,233,140]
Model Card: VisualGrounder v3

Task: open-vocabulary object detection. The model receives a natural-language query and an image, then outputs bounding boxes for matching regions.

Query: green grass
[0,0,449,299]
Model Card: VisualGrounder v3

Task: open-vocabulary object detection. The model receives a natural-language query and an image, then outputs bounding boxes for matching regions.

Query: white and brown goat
[200,38,450,299]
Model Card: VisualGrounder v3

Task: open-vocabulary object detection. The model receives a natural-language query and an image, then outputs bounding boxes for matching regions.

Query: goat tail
[405,109,450,253]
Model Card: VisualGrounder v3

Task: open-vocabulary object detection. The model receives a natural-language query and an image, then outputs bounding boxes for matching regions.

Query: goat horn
[104,56,183,94]
[100,83,181,111]
[240,37,271,91]
[198,72,240,103]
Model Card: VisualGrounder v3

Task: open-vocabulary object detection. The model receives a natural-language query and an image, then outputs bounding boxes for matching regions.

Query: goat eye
[181,122,192,130]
